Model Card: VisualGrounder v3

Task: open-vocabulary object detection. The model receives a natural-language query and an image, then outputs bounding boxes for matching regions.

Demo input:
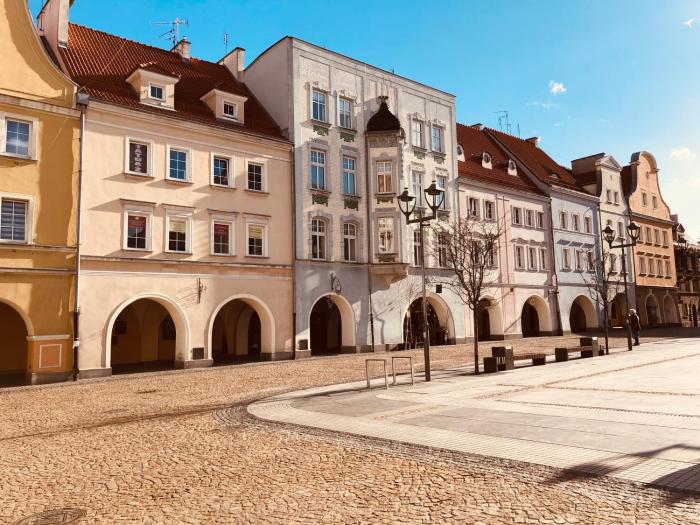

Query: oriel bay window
[376,161,393,194]
[378,217,394,253]
[166,216,189,253]
[311,218,327,260]
[0,198,28,242]
[342,156,356,195]
[343,223,357,262]
[310,149,326,190]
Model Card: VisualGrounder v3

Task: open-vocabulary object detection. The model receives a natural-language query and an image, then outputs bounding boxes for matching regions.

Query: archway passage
[310,298,342,355]
[478,309,491,342]
[569,296,596,333]
[110,299,177,374]
[646,295,660,327]
[521,302,540,338]
[0,302,29,386]
[610,293,628,327]
[212,299,263,364]
[403,299,445,347]
[663,295,678,325]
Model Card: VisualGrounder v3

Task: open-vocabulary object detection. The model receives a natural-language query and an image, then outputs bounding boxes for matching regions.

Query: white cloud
[527,100,556,109]
[669,147,696,160]
[549,80,567,95]
[684,17,697,28]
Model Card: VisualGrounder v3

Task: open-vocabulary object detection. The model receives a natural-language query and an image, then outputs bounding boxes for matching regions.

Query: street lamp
[603,221,640,352]
[398,181,444,382]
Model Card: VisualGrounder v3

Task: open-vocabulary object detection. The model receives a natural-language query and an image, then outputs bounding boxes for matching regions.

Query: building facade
[489,129,601,334]
[622,151,679,328]
[571,153,636,327]
[456,124,557,340]
[0,0,80,385]
[40,1,294,377]
[242,37,464,354]
[672,215,699,327]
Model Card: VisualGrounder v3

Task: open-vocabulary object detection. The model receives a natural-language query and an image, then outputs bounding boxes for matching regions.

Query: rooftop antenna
[495,110,512,135]
[152,17,189,46]
[224,32,229,55]
[517,123,521,138]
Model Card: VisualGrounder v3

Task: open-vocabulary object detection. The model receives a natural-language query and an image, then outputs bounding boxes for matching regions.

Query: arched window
[343,223,357,262]
[311,218,327,260]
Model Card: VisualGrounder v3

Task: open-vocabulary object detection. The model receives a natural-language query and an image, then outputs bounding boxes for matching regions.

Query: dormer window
[482,152,492,169]
[201,89,248,124]
[550,173,560,179]
[149,84,165,101]
[507,160,517,176]
[456,144,465,161]
[223,101,237,120]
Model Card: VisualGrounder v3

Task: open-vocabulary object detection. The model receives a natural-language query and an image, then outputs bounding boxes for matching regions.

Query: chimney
[470,123,484,130]
[37,0,71,54]
[219,47,245,79]
[172,37,191,60]
[526,136,540,148]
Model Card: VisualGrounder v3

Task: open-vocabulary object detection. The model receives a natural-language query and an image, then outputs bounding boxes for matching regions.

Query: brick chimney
[172,37,191,60]
[470,123,484,131]
[219,47,245,79]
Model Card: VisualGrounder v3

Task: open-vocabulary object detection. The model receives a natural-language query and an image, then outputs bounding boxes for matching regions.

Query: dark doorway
[478,309,491,341]
[569,301,587,333]
[0,302,29,386]
[521,302,540,338]
[692,305,698,328]
[404,299,444,346]
[310,298,342,355]
[646,296,659,327]
[212,300,263,365]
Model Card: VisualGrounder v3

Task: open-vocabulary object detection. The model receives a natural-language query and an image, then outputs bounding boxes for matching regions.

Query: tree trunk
[473,308,480,374]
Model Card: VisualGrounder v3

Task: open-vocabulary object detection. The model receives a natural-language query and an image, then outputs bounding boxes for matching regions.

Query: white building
[239,37,464,354]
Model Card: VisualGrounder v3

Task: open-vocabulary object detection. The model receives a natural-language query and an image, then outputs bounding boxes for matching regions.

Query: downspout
[364,132,375,352]
[290,144,298,358]
[547,198,563,336]
[73,92,89,380]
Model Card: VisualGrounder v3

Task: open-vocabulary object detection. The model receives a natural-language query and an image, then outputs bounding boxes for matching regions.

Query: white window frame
[0,193,34,244]
[539,248,547,271]
[310,149,327,191]
[164,212,192,254]
[484,200,495,221]
[468,197,480,218]
[665,260,671,277]
[246,219,269,258]
[338,97,353,129]
[376,161,393,194]
[122,205,153,252]
[536,211,545,229]
[311,88,328,123]
[412,119,425,148]
[377,216,395,254]
[613,191,619,205]
[584,216,592,234]
[1,113,38,160]
[211,153,234,188]
[165,145,192,182]
[514,245,525,270]
[511,206,522,226]
[342,155,357,196]
[657,259,663,276]
[222,100,238,121]
[525,209,534,228]
[343,222,358,262]
[527,246,537,270]
[412,171,424,208]
[246,159,267,192]
[210,216,235,256]
[639,256,646,274]
[124,137,154,177]
[559,211,568,230]
[430,125,444,153]
[572,213,580,232]
[606,189,613,203]
[562,248,571,270]
[436,176,448,210]
[148,83,165,102]
[310,217,327,261]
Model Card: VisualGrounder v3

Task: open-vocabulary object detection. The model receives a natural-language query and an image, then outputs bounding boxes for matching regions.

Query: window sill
[342,193,361,199]
[124,172,154,179]
[165,178,194,186]
[245,189,269,195]
[165,251,193,256]
[338,126,357,133]
[211,252,236,257]
[0,239,30,246]
[123,248,153,253]
[310,188,331,195]
[310,119,331,128]
[246,254,269,259]
[211,183,235,190]
[0,152,36,163]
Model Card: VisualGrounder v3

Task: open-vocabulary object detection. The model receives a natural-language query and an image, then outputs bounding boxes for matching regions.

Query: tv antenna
[224,32,229,55]
[495,110,512,135]
[152,17,189,46]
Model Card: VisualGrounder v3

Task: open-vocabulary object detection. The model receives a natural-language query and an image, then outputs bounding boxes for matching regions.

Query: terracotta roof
[456,124,543,195]
[571,169,598,187]
[366,98,401,132]
[59,24,284,140]
[486,128,581,190]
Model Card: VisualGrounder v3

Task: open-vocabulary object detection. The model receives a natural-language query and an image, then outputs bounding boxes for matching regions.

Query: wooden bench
[514,353,547,366]
[484,352,545,372]
[555,346,595,362]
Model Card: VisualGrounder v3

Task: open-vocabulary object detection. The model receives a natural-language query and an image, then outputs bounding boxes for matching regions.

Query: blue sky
[31,0,700,236]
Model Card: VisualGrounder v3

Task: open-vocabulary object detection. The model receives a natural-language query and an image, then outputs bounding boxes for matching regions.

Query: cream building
[40,1,293,377]
[240,37,464,354]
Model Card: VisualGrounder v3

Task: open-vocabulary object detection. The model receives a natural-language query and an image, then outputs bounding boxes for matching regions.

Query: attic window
[508,160,517,176]
[456,145,463,156]
[149,84,165,101]
[223,101,237,120]
[482,152,492,169]
[550,173,560,179]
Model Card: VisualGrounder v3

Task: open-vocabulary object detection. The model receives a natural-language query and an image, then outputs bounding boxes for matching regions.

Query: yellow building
[0,0,79,384]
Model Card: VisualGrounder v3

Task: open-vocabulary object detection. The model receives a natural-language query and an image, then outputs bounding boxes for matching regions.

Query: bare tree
[429,216,504,373]
[581,247,622,353]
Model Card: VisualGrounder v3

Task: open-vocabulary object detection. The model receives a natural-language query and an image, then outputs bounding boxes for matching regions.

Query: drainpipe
[290,144,298,358]
[364,130,375,352]
[73,91,89,381]
[547,199,563,336]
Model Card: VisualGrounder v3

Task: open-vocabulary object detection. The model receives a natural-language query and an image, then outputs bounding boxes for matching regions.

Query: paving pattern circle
[13,508,85,525]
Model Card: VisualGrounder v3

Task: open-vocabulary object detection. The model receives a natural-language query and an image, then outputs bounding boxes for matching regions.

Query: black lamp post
[398,181,444,382]
[603,221,640,351]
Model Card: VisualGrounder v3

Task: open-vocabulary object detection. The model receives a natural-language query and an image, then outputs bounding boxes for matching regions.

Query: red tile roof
[485,128,581,190]
[59,24,284,140]
[571,169,598,187]
[456,124,544,195]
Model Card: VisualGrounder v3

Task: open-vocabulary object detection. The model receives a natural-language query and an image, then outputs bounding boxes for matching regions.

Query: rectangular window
[512,207,522,225]
[223,102,237,119]
[0,198,27,242]
[468,197,479,218]
[437,233,448,267]
[572,214,580,232]
[484,201,495,221]
[167,217,187,253]
[647,257,655,276]
[412,120,424,148]
[584,216,592,234]
[4,119,31,157]
[168,148,188,181]
[247,162,264,191]
[413,230,422,266]
[213,156,230,186]
[654,228,660,245]
[312,89,327,122]
[656,259,663,276]
[338,98,352,129]
[617,221,624,240]
[559,211,567,230]
[614,191,619,205]
[525,209,534,227]
[642,192,648,206]
[343,223,357,262]
[606,189,613,203]
[515,246,525,269]
[662,230,669,247]
[563,248,571,269]
[639,256,646,274]
[310,150,326,190]
[413,172,424,208]
[378,217,394,253]
[128,140,150,175]
[537,211,544,229]
[212,221,232,255]
[436,176,447,210]
[149,84,164,101]
[645,227,652,244]
[652,195,658,209]
[247,224,266,256]
[610,254,618,273]
[665,261,671,277]
[126,213,148,250]
[528,247,537,270]
[539,248,547,271]
[575,250,584,271]
[586,251,594,271]
[376,161,393,193]
[311,218,326,260]
[342,156,356,195]
[431,126,443,153]
[486,244,497,267]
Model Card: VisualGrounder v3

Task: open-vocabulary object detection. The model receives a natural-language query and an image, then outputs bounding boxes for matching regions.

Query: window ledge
[0,152,36,163]
[310,119,331,128]
[124,172,154,179]
[246,255,269,259]
[342,193,361,199]
[210,184,235,190]
[310,188,331,195]
[123,248,153,254]
[165,251,193,256]
[210,253,236,257]
[0,240,30,246]
[245,189,269,195]
[165,178,194,186]
[338,126,357,133]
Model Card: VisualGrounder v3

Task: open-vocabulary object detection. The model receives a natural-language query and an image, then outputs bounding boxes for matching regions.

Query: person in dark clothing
[629,309,641,346]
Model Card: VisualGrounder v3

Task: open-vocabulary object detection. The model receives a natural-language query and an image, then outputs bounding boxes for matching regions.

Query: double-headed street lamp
[603,221,640,352]
[398,181,444,382]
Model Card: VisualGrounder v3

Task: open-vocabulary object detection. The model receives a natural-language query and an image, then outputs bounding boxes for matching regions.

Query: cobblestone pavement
[1,331,699,524]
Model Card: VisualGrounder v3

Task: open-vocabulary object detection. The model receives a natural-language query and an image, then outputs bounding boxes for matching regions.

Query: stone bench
[555,346,596,362]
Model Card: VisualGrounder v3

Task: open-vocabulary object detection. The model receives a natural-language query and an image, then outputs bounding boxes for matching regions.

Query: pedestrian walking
[629,309,641,346]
